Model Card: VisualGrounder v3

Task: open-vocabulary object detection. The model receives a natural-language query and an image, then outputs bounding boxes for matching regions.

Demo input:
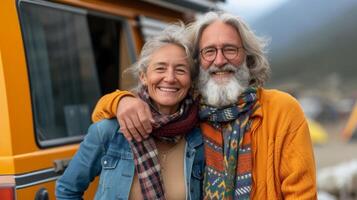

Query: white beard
[198,62,250,108]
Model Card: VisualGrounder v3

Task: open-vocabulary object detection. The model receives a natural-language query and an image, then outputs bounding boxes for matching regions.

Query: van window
[18,1,134,147]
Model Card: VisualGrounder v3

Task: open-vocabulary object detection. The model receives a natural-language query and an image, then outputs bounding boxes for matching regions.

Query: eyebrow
[153,59,188,65]
[201,43,240,49]
[152,62,167,66]
[175,63,188,68]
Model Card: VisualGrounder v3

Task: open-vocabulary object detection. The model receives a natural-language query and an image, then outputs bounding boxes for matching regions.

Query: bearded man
[91,11,317,200]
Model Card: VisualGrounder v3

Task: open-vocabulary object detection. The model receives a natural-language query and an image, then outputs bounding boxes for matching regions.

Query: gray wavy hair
[187,11,271,87]
[127,23,196,91]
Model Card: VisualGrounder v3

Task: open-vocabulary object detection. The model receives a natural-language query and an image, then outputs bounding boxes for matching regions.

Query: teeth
[159,87,178,92]
[213,71,231,75]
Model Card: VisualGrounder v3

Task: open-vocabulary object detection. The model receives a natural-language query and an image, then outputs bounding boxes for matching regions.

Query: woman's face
[140,44,191,115]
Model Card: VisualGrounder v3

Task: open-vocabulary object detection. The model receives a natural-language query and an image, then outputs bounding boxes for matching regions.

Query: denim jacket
[56,119,204,200]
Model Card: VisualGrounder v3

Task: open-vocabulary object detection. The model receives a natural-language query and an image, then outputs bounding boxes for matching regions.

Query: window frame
[17,0,136,148]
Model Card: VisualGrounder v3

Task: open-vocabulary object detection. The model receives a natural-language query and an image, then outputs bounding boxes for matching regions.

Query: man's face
[199,21,246,84]
[197,21,249,107]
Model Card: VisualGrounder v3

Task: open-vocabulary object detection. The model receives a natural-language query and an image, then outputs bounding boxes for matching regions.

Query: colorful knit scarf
[129,88,198,200]
[199,87,259,200]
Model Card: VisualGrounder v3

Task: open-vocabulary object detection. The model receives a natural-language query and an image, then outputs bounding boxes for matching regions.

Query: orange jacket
[92,88,317,200]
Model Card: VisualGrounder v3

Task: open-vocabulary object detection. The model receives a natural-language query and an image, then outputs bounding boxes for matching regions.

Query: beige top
[129,138,186,200]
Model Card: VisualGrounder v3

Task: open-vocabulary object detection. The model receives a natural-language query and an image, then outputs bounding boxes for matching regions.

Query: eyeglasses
[200,45,244,62]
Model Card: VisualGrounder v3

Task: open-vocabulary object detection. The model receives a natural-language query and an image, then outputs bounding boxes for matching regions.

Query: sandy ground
[314,121,357,169]
[313,120,357,199]
[314,139,357,169]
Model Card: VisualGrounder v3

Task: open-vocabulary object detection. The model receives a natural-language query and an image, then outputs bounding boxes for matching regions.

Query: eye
[175,66,189,75]
[223,46,238,55]
[202,47,216,56]
[153,65,166,72]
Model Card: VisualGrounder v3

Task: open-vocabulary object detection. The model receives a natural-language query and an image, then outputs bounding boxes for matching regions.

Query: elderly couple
[56,11,317,200]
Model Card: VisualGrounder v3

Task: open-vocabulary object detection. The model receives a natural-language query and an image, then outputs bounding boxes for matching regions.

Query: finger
[142,105,154,138]
[118,118,132,141]
[145,105,154,123]
[137,116,151,137]
[131,114,148,138]
[138,114,152,139]
[125,117,143,142]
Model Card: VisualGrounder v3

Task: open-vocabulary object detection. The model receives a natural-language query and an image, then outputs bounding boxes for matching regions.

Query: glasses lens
[202,47,216,61]
[223,46,238,59]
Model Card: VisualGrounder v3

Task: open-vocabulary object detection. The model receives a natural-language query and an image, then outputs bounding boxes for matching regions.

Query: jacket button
[103,160,107,165]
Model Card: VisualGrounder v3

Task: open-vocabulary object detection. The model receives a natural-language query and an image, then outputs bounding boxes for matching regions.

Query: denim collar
[185,127,203,149]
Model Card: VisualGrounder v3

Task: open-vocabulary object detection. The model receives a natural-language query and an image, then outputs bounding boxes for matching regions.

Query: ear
[139,71,147,86]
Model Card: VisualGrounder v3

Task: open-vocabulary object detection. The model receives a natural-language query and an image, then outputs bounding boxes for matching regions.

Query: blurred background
[219,0,357,199]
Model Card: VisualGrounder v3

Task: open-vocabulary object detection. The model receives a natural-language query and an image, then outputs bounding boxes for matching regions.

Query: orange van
[0,0,219,199]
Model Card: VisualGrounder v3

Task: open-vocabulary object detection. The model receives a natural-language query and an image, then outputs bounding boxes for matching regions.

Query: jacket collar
[185,127,203,149]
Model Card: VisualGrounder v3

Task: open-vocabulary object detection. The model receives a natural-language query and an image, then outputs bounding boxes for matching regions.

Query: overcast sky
[218,0,289,23]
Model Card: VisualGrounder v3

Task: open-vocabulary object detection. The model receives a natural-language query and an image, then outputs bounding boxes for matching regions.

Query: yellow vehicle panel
[0,0,214,199]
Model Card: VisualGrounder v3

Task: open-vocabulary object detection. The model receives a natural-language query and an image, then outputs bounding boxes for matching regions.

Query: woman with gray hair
[56,24,204,200]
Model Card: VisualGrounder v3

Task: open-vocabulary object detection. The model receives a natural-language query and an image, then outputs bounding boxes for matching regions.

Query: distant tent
[308,119,328,144]
[341,102,357,141]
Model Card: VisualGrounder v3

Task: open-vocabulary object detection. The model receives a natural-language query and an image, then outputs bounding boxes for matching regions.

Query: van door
[3,0,136,198]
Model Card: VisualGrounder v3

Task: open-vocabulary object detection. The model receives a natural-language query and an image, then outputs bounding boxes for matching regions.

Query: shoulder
[259,88,300,107]
[259,88,306,121]
[89,119,119,134]
[92,118,119,130]
[258,88,308,132]
[259,88,304,114]
[86,119,121,143]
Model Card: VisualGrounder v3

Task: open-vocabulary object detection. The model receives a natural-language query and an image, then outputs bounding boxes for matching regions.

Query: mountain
[250,0,357,94]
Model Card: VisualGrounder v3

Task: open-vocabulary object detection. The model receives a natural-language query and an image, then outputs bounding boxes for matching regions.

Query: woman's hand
[117,96,153,141]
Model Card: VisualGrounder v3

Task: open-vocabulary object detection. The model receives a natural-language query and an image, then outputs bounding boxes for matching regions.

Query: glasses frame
[200,45,244,62]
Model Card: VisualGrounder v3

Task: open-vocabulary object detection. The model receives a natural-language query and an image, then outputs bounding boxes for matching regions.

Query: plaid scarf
[199,87,259,200]
[129,88,198,200]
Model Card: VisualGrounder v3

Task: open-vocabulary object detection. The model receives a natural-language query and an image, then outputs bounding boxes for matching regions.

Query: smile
[158,87,179,92]
[210,70,235,75]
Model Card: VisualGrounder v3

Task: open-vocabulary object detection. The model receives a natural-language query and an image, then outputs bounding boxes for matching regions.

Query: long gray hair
[127,23,196,92]
[187,11,271,87]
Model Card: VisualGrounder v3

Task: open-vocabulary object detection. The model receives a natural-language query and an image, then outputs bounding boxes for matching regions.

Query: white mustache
[207,64,238,74]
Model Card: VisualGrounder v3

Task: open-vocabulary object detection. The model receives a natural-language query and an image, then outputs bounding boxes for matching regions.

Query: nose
[164,68,176,83]
[213,49,228,68]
